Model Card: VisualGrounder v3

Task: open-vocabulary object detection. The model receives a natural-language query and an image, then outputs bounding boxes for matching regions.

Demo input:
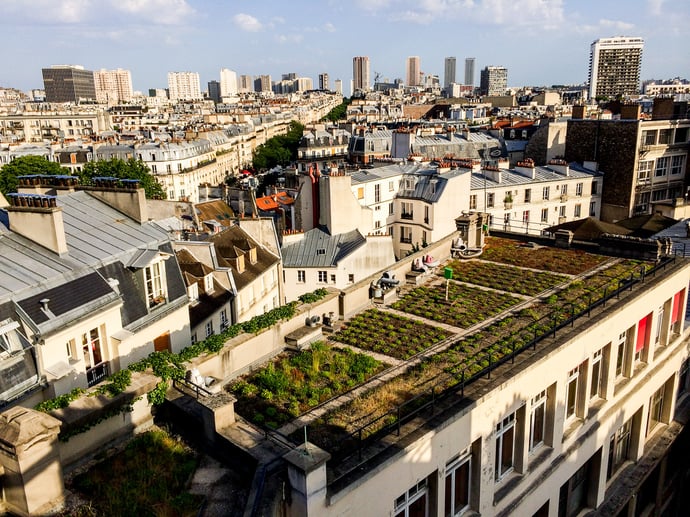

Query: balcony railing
[401,212,414,220]
[87,361,110,387]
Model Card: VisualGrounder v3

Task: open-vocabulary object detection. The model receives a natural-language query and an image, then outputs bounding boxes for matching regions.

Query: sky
[1,0,688,94]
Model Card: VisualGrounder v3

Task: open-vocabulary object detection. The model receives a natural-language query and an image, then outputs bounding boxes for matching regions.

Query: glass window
[318,271,327,283]
[400,226,412,244]
[671,155,684,175]
[145,262,165,308]
[495,413,516,480]
[575,183,583,196]
[566,367,579,420]
[615,332,626,378]
[205,321,214,337]
[590,350,602,399]
[655,156,670,177]
[559,205,566,217]
[607,419,632,480]
[574,204,581,218]
[542,186,550,200]
[643,130,657,146]
[469,195,477,210]
[524,189,531,203]
[530,390,547,452]
[445,454,470,517]
[394,479,428,517]
[357,187,364,199]
[375,183,381,202]
[297,270,305,283]
[591,181,598,195]
[541,208,548,223]
[487,193,495,208]
[648,384,665,434]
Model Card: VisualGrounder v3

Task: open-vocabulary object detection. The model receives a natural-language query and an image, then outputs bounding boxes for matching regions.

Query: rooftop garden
[228,342,386,429]
[443,260,569,296]
[331,308,451,360]
[482,237,608,274]
[391,282,520,328]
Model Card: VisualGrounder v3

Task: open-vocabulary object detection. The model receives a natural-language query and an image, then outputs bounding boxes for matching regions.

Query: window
[357,187,364,199]
[591,181,598,195]
[487,192,495,208]
[297,270,305,283]
[394,479,428,517]
[575,183,583,196]
[529,390,547,452]
[445,454,470,516]
[658,129,672,145]
[401,202,414,219]
[389,180,395,192]
[561,184,568,196]
[524,188,531,203]
[671,289,685,334]
[559,205,566,218]
[574,204,581,218]
[654,307,664,346]
[541,208,548,223]
[151,164,157,174]
[168,189,175,199]
[589,201,596,216]
[655,156,670,177]
[590,350,603,399]
[469,195,477,210]
[205,321,214,337]
[637,160,652,181]
[424,205,429,224]
[375,220,381,229]
[389,202,394,215]
[607,419,632,480]
[66,339,76,360]
[145,262,165,308]
[542,186,550,200]
[670,155,684,175]
[191,332,197,344]
[348,274,354,283]
[615,332,627,378]
[82,327,104,380]
[565,367,579,420]
[643,130,657,146]
[374,183,381,202]
[204,274,214,293]
[674,127,688,144]
[318,271,327,283]
[495,413,516,480]
[220,309,228,328]
[636,313,652,363]
[559,461,592,517]
[648,384,665,434]
[400,226,412,244]
[522,210,530,224]
[330,274,336,283]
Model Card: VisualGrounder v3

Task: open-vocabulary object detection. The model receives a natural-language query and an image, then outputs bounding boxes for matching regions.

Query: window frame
[445,453,471,516]
[495,413,516,480]
[529,390,547,453]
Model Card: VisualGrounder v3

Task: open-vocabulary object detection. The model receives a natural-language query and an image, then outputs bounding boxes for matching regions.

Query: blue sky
[1,0,688,93]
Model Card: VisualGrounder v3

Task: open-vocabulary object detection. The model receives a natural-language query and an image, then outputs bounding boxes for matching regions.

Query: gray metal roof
[350,162,421,184]
[281,228,366,268]
[469,163,602,190]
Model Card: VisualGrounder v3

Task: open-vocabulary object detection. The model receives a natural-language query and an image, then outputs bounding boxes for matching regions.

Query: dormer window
[0,319,26,357]
[317,249,326,255]
[204,274,214,293]
[145,261,167,308]
[235,254,245,274]
[249,247,257,264]
[187,283,199,304]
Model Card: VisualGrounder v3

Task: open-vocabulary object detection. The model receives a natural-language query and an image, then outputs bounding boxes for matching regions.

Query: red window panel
[672,289,685,325]
[637,313,652,352]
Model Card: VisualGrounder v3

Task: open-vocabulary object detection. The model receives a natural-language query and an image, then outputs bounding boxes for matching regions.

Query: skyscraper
[93,68,133,104]
[207,80,221,103]
[254,75,272,93]
[219,68,238,98]
[319,73,330,91]
[588,36,644,100]
[42,65,96,103]
[406,56,421,87]
[334,79,343,95]
[444,57,456,88]
[353,56,370,92]
[167,71,201,101]
[464,58,475,86]
[480,66,508,96]
[238,75,253,93]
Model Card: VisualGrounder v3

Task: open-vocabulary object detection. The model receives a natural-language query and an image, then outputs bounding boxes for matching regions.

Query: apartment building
[0,175,191,406]
[480,66,508,96]
[469,158,603,234]
[352,57,371,92]
[589,37,644,99]
[42,65,97,104]
[93,68,133,104]
[167,71,202,101]
[565,100,690,222]
[0,108,111,144]
[296,126,351,174]
[407,56,421,87]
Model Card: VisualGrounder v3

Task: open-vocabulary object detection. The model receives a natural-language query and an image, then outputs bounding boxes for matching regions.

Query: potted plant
[503,192,513,209]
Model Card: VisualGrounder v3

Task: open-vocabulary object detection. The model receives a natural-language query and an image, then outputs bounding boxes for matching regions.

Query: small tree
[80,158,166,199]
[0,156,65,195]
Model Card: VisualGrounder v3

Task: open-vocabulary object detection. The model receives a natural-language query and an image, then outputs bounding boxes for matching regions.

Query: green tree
[80,158,166,199]
[252,121,304,170]
[0,155,65,195]
[322,98,350,122]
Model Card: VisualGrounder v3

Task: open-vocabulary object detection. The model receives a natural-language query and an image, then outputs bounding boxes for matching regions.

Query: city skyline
[1,0,688,93]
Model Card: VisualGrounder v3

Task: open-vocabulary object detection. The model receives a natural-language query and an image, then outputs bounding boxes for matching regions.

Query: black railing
[172,377,214,399]
[87,361,110,387]
[326,255,680,478]
[401,213,414,220]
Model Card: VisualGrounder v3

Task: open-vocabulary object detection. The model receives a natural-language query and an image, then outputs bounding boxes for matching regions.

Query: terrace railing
[326,255,680,479]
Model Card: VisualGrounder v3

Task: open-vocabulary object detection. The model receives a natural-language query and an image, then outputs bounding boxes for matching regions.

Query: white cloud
[324,22,336,32]
[113,0,195,25]
[233,13,263,32]
[0,0,93,23]
[275,34,304,44]
[576,18,636,34]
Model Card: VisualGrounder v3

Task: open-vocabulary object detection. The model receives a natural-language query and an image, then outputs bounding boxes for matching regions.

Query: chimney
[571,105,586,120]
[620,104,641,120]
[6,194,68,255]
[86,177,149,223]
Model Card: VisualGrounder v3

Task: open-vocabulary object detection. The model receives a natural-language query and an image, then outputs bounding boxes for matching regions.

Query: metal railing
[87,361,110,387]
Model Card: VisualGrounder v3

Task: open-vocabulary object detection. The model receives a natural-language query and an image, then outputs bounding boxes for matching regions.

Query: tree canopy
[0,155,65,195]
[0,156,165,199]
[80,158,166,199]
[252,120,304,170]
[322,98,350,122]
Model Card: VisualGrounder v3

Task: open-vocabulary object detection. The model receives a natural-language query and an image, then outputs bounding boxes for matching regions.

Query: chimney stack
[6,194,68,255]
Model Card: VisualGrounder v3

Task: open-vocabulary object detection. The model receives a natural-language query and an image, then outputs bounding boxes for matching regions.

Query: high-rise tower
[42,65,97,103]
[353,56,370,92]
[479,66,508,96]
[444,57,456,88]
[588,37,644,100]
[464,58,475,86]
[406,56,421,87]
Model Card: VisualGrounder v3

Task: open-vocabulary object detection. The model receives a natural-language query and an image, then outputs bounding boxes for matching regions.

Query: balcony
[87,361,110,387]
[401,212,414,220]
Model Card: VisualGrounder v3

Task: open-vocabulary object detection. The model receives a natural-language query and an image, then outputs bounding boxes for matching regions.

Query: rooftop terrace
[225,236,686,488]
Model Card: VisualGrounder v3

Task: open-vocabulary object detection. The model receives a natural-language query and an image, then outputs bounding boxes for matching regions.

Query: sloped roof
[616,213,678,238]
[195,200,235,227]
[546,217,632,241]
[256,191,295,211]
[281,227,366,268]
